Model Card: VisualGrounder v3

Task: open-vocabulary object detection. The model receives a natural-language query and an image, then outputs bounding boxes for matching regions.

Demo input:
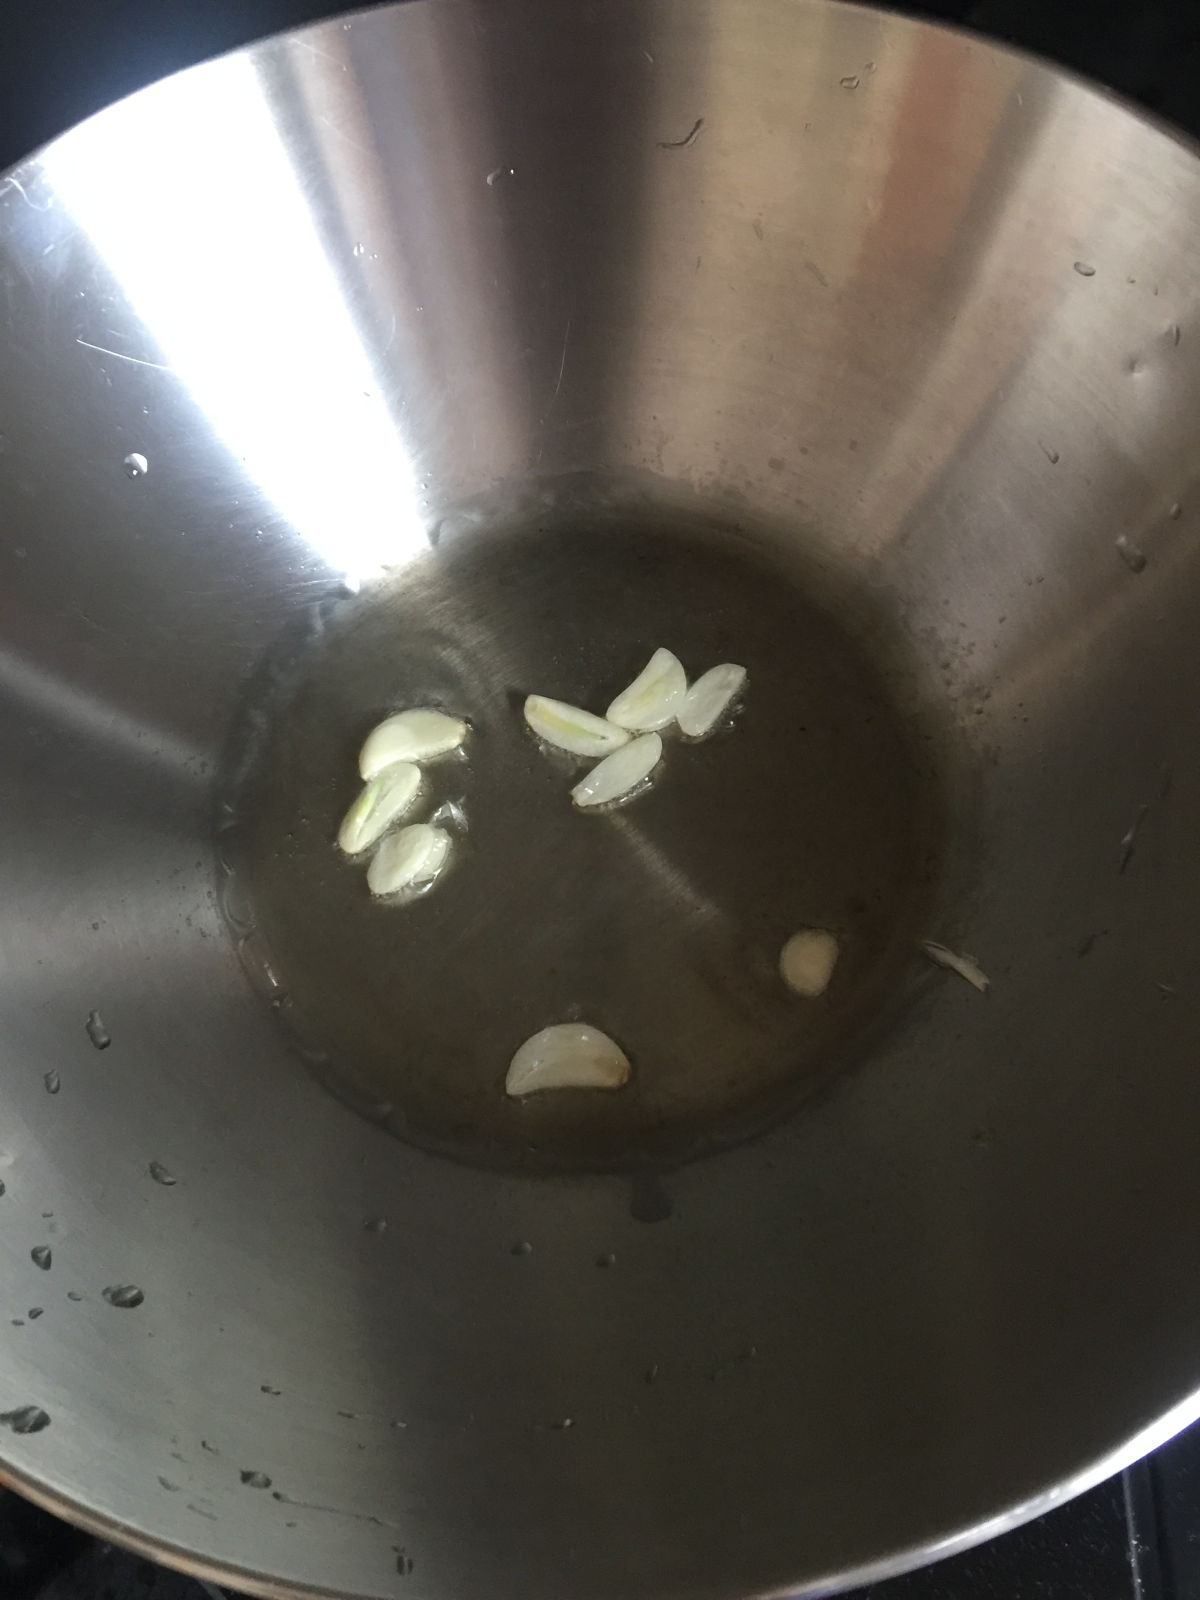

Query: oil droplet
[158,1476,180,1491]
[396,1551,415,1575]
[2,1406,50,1434]
[0,1180,5,1196]
[85,1010,111,1050]
[31,1245,51,1270]
[550,1417,575,1430]
[595,1252,616,1268]
[352,242,367,258]
[1115,535,1147,573]
[1169,502,1183,520]
[148,1161,176,1186]
[240,1469,272,1489]
[67,1290,83,1302]
[1073,261,1096,277]
[363,1216,387,1234]
[839,74,859,88]
[486,166,515,186]
[511,1240,533,1257]
[123,452,149,479]
[27,1307,43,1320]
[1040,443,1060,464]
[43,1070,60,1095]
[102,1283,144,1308]
[261,1384,281,1396]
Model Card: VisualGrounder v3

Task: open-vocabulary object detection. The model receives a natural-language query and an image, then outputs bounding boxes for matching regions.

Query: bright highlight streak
[42,53,426,583]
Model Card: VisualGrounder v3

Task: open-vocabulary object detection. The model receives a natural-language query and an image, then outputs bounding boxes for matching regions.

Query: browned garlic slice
[779,929,840,997]
[921,940,989,992]
[523,695,631,758]
[359,709,468,779]
[337,763,422,855]
[505,1024,631,1097]
[678,662,747,739]
[367,823,452,897]
[571,732,662,809]
[606,648,688,731]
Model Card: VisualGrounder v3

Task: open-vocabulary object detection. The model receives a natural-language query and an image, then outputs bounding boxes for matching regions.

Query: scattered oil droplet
[550,1417,575,1430]
[27,1307,43,1320]
[485,166,515,186]
[102,1283,144,1308]
[43,1070,60,1095]
[148,1161,176,1186]
[240,1469,272,1489]
[396,1551,414,1575]
[1115,535,1147,573]
[363,1216,387,1234]
[352,241,367,258]
[511,1240,533,1257]
[595,1252,616,1268]
[0,1180,5,1196]
[1039,443,1060,464]
[200,1439,219,1454]
[1073,261,1096,277]
[1169,502,1183,520]
[2,1406,50,1434]
[645,1363,660,1383]
[85,1010,111,1050]
[123,452,149,479]
[31,1246,51,1270]
[1171,323,1182,346]
[261,1384,281,1396]
[839,74,859,88]
[67,1290,83,1302]
[158,1476,180,1492]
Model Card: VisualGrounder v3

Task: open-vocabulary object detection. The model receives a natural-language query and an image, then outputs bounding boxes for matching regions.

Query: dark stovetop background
[2,0,1199,1596]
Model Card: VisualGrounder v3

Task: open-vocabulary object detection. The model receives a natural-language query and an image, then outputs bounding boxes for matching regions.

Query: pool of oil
[220,505,945,1171]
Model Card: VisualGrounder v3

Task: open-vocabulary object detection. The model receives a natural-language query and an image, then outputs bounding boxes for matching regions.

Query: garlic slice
[524,695,630,758]
[337,763,422,855]
[505,1024,631,1097]
[921,940,989,993]
[359,709,468,779]
[367,823,452,897]
[571,732,662,809]
[678,662,747,739]
[779,929,839,997]
[606,648,688,731]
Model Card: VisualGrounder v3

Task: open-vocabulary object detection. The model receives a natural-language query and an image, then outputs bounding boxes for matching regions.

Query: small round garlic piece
[359,709,468,779]
[366,823,452,897]
[571,732,662,809]
[337,763,422,855]
[779,929,840,998]
[606,648,688,731]
[524,695,631,758]
[678,662,747,739]
[506,1024,631,1097]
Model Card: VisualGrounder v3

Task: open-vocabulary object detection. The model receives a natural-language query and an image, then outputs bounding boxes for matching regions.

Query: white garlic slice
[524,695,631,758]
[606,648,688,731]
[678,662,747,739]
[779,929,840,997]
[359,709,468,779]
[505,1024,631,1097]
[921,940,989,993]
[571,732,662,809]
[367,823,452,897]
[337,763,422,854]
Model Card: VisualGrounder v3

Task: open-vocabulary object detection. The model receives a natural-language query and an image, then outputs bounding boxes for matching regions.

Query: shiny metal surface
[0,2,1199,1597]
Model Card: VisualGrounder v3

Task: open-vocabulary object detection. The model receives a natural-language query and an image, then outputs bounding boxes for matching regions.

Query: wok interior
[0,1,1198,1597]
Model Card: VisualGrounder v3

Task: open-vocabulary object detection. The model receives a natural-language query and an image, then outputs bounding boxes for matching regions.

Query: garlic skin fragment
[779,930,840,998]
[367,823,452,897]
[524,695,631,758]
[571,732,662,809]
[678,663,747,739]
[606,648,688,731]
[921,940,989,993]
[359,710,468,779]
[337,764,422,855]
[506,1024,631,1097]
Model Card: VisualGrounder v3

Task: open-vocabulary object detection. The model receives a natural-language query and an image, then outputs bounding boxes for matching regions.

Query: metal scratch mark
[0,176,49,212]
[658,117,704,150]
[1119,764,1172,873]
[76,338,172,372]
[271,1489,401,1530]
[542,318,572,427]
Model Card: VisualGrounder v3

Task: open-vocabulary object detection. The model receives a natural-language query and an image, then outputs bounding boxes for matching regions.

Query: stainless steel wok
[2,0,1200,1595]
